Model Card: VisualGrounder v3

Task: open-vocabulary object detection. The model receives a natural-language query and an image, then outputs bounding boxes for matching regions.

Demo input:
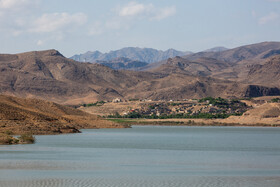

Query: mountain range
[71,46,229,65]
[0,42,280,104]
[70,47,230,70]
[70,47,192,64]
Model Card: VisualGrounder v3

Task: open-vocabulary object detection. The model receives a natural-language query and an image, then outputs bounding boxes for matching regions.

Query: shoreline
[106,118,280,127]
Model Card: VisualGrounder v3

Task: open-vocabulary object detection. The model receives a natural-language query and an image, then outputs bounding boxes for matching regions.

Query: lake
[1,126,280,187]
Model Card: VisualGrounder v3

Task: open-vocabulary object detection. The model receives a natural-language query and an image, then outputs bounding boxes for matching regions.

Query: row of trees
[82,101,105,107]
[107,111,243,119]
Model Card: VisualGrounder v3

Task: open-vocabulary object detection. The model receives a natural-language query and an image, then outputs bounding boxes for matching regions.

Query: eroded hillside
[0,95,123,135]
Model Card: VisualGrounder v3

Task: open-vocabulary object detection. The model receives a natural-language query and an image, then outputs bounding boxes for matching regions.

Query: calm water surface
[1,126,280,187]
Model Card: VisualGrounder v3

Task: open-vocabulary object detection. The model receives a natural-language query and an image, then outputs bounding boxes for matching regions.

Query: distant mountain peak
[85,50,102,55]
[203,46,229,52]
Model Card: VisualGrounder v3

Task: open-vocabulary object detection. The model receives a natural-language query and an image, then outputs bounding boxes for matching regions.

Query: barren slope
[221,103,280,125]
[150,56,231,77]
[0,95,122,135]
[246,55,280,87]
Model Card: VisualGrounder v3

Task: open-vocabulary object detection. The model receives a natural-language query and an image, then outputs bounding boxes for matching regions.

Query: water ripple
[1,176,280,187]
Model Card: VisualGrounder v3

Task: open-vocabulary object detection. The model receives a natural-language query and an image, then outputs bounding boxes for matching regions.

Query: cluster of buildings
[119,99,249,117]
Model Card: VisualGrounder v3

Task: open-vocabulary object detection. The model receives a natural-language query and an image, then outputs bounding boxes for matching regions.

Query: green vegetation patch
[107,118,138,123]
[82,101,106,107]
[106,112,243,119]
[271,98,280,103]
[199,97,229,107]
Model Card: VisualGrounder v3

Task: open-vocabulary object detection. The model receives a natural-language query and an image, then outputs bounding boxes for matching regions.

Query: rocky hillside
[0,95,123,135]
[150,56,230,77]
[246,55,280,87]
[71,47,192,63]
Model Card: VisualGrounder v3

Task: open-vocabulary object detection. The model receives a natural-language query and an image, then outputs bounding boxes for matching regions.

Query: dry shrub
[19,134,35,144]
[0,133,18,144]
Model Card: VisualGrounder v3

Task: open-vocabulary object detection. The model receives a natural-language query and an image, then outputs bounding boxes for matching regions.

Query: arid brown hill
[222,102,280,125]
[0,95,122,135]
[150,56,230,77]
[0,48,279,104]
[246,55,280,87]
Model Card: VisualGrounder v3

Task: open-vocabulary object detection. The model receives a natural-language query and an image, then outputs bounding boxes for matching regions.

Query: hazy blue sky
[0,0,279,56]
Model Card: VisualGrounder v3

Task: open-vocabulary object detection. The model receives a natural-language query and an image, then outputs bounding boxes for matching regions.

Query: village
[80,97,254,119]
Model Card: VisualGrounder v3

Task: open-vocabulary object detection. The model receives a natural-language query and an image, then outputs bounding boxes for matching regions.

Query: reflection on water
[1,126,280,187]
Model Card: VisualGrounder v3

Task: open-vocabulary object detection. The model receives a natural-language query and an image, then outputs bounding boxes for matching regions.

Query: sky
[0,0,279,57]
